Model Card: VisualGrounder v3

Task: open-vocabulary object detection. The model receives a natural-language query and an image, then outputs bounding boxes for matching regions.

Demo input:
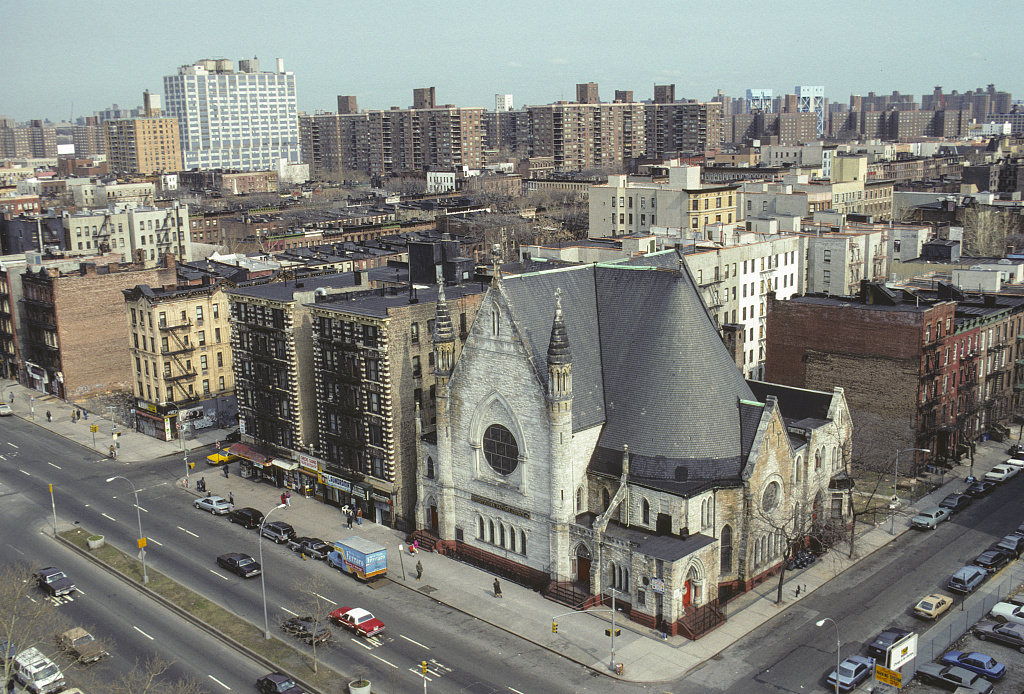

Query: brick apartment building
[766,282,1024,471]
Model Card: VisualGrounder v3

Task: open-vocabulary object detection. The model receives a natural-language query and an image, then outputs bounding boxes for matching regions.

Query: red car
[329,606,385,638]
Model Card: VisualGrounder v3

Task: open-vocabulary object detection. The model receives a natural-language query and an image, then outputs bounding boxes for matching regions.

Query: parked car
[824,654,874,692]
[57,627,108,664]
[228,506,264,529]
[1004,456,1024,468]
[914,593,954,620]
[286,537,331,560]
[206,449,239,466]
[939,493,973,513]
[965,480,997,497]
[33,567,75,597]
[915,663,993,692]
[1008,442,1024,456]
[940,651,1005,680]
[330,606,385,638]
[990,600,1024,626]
[1016,521,1024,536]
[0,402,12,416]
[973,620,1024,652]
[949,565,988,594]
[256,673,304,694]
[194,495,232,515]
[984,463,1020,483]
[992,534,1024,559]
[261,521,296,544]
[911,506,951,529]
[12,646,65,694]
[973,548,1011,574]
[866,627,913,659]
[280,616,331,645]
[216,553,262,578]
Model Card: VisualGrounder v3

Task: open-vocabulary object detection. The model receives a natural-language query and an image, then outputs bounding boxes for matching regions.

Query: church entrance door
[575,557,591,585]
[429,505,438,533]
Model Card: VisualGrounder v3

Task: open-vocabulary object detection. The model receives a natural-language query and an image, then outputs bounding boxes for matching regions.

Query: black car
[34,567,76,597]
[866,627,913,659]
[938,493,973,513]
[1016,522,1024,537]
[261,521,296,544]
[286,537,331,560]
[973,548,1011,574]
[992,534,1024,559]
[1008,443,1024,456]
[973,620,1024,652]
[227,506,264,529]
[965,480,997,497]
[280,617,331,645]
[256,672,305,694]
[216,553,262,578]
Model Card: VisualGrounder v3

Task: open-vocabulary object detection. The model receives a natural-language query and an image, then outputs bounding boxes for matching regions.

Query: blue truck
[328,537,387,580]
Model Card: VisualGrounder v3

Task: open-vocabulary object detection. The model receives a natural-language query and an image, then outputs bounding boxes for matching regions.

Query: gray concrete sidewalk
[3,378,1012,683]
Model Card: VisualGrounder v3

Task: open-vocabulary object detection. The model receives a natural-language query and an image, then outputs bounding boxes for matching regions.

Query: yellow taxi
[914,593,954,619]
[206,450,239,466]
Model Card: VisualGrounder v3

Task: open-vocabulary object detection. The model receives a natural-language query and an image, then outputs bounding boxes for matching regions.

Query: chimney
[163,253,177,270]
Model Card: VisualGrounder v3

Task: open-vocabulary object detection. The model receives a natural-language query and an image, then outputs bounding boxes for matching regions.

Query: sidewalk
[4,378,1012,682]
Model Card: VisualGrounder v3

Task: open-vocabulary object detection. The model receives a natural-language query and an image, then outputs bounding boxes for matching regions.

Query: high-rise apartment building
[576,82,600,104]
[104,91,183,175]
[0,119,57,158]
[163,57,299,171]
[494,94,514,112]
[413,87,436,109]
[72,117,106,157]
[528,101,646,171]
[795,85,825,137]
[337,95,358,114]
[653,84,676,104]
[645,99,723,158]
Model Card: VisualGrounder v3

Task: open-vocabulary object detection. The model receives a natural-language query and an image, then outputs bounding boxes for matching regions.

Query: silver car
[194,495,232,515]
[911,506,950,529]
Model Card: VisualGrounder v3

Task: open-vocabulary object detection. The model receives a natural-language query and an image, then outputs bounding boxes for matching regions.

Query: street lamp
[890,447,931,535]
[258,503,287,639]
[105,475,148,585]
[816,617,840,694]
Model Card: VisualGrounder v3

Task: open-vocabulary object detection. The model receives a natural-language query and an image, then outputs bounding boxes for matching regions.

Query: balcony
[159,318,192,331]
[162,345,194,357]
[165,369,197,382]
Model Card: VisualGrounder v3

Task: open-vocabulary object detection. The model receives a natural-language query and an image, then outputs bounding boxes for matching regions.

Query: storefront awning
[271,458,298,471]
[227,443,273,466]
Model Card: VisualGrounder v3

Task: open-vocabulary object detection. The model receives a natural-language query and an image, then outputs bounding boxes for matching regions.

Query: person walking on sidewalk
[416,560,423,580]
[280,492,287,507]
[356,507,363,525]
[8,392,13,403]
[223,464,230,478]
[228,491,234,505]
[285,490,292,507]
[108,444,117,459]
[346,510,354,529]
[45,410,51,422]
[493,578,502,598]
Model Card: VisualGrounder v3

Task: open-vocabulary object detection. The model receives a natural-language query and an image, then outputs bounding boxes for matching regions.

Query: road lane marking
[19,469,30,476]
[0,455,5,460]
[7,442,17,448]
[351,638,373,651]
[410,669,432,681]
[133,626,154,640]
[101,513,116,521]
[148,538,163,546]
[508,688,525,694]
[47,462,61,470]
[313,592,336,605]
[8,545,24,555]
[207,675,230,690]
[400,634,429,649]
[208,570,230,581]
[280,607,298,616]
[369,654,397,669]
[135,505,149,513]
[177,526,199,538]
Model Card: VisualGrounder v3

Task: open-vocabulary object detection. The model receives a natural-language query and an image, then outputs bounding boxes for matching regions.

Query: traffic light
[421,660,427,675]
[552,621,558,633]
[189,462,195,469]
[605,628,621,637]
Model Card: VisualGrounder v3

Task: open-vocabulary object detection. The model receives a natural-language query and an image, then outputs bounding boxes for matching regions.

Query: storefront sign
[351,484,370,500]
[319,473,351,492]
[297,452,322,472]
[371,491,391,504]
[470,493,531,519]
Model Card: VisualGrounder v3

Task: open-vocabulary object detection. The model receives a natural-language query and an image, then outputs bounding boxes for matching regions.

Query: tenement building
[416,252,852,636]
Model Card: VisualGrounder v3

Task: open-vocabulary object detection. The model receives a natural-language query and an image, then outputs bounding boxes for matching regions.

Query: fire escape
[160,315,197,403]
[699,260,725,330]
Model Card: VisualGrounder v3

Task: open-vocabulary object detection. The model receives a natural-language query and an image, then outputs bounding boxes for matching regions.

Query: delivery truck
[328,537,387,580]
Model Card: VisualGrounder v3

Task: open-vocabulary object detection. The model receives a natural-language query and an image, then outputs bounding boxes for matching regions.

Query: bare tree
[295,575,335,675]
[957,204,1021,256]
[108,656,208,694]
[0,563,70,685]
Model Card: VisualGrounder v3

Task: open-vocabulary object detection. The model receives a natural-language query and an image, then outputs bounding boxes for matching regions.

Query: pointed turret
[433,282,456,383]
[546,288,572,406]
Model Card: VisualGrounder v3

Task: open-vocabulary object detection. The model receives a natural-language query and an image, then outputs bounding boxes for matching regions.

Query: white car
[0,402,12,416]
[984,464,1020,483]
[194,495,232,515]
[1004,457,1024,468]
[990,599,1024,626]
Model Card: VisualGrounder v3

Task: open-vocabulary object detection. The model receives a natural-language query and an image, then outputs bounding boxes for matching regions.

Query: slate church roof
[498,248,757,488]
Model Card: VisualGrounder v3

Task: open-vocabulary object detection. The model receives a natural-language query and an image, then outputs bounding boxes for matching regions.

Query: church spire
[433,281,456,382]
[547,288,571,365]
[547,288,572,405]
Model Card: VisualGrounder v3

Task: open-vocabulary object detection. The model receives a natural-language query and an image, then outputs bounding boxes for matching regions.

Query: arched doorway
[426,495,438,533]
[683,562,704,609]
[571,543,592,586]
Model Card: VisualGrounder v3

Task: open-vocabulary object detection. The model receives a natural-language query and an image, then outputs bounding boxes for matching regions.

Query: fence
[907,566,1024,677]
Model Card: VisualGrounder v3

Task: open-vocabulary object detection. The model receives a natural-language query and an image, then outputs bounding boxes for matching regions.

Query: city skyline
[4,0,1024,122]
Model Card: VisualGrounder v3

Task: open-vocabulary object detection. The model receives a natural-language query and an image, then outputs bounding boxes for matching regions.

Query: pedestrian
[416,560,423,580]
[493,577,502,598]
[223,463,230,478]
[356,507,363,525]
[346,511,354,529]
[285,490,292,507]
[228,491,234,505]
[280,492,287,506]
[45,410,51,422]
[83,410,87,420]
[8,392,13,403]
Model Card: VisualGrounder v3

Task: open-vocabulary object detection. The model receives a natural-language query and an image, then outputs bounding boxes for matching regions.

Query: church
[416,249,852,636]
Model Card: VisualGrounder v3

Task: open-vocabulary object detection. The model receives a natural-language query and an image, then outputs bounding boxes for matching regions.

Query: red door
[429,506,439,533]
[683,580,692,607]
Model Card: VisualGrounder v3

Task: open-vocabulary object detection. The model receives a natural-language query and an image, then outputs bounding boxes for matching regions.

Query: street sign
[137,537,147,549]
[887,632,917,670]
[875,663,902,688]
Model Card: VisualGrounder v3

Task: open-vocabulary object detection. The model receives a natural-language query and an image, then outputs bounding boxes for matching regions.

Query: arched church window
[477,516,484,539]
[488,519,495,543]
[642,499,650,525]
[520,529,527,555]
[576,487,582,512]
[720,525,733,573]
[483,424,519,476]
[426,456,434,479]
[602,488,610,510]
[509,526,516,552]
[761,481,780,512]
[499,524,506,547]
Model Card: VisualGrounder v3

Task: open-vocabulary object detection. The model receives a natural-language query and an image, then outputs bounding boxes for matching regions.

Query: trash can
[615,663,624,675]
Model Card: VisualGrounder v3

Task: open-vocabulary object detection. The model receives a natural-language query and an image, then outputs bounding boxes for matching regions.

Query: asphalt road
[0,417,644,694]
[0,481,270,693]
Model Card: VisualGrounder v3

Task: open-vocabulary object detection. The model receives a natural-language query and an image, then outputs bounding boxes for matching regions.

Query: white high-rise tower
[495,93,514,112]
[163,57,300,171]
[795,85,825,137]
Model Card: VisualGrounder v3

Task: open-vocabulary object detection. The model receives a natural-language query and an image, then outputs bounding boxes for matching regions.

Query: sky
[4,0,1024,122]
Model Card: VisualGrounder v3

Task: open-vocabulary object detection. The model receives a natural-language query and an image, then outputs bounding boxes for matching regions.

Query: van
[13,646,65,693]
[948,565,987,594]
